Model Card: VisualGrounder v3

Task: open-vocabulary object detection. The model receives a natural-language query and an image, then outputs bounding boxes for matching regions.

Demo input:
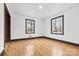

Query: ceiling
[6,3,78,18]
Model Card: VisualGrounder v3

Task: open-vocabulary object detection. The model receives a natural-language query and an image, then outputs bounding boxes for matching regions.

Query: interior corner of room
[0,3,79,56]
[6,3,79,44]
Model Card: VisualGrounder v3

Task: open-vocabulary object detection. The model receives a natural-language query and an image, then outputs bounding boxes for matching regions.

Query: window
[25,19,35,34]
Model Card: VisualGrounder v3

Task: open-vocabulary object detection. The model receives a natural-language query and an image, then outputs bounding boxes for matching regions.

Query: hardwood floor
[4,38,79,56]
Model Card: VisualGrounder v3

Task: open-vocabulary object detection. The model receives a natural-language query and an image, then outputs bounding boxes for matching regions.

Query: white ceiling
[6,3,78,18]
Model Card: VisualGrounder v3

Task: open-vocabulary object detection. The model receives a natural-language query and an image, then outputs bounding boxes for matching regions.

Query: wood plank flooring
[4,38,79,56]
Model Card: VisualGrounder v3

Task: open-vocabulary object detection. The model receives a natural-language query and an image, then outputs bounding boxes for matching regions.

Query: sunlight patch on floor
[25,44,34,56]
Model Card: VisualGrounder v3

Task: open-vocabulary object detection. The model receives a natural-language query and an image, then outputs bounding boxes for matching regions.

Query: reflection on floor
[4,38,79,56]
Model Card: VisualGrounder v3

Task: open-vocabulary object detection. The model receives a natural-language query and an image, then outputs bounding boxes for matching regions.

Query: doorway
[4,3,11,42]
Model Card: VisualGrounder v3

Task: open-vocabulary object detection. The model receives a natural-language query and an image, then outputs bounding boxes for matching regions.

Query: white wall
[11,13,43,39]
[44,4,79,44]
[11,4,79,44]
[0,3,4,53]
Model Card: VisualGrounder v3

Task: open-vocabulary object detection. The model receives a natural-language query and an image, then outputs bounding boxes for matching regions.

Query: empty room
[0,3,79,56]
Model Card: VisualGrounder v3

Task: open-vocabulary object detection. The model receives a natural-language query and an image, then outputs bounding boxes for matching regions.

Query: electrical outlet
[29,35,32,38]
